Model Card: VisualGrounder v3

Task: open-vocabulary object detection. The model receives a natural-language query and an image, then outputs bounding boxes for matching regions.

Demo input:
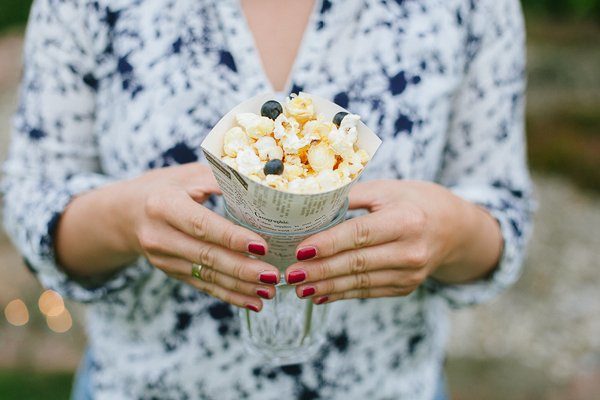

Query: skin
[286,180,503,304]
[55,0,503,311]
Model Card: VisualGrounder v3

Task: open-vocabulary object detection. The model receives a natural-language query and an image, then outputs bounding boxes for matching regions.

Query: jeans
[71,349,449,400]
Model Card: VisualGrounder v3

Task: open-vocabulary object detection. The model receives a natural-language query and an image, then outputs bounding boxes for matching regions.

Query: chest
[91,0,467,180]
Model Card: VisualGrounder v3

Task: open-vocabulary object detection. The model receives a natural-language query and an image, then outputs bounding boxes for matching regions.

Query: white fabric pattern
[2,0,533,399]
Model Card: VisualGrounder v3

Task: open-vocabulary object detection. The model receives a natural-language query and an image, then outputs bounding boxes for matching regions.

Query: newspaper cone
[201,92,382,236]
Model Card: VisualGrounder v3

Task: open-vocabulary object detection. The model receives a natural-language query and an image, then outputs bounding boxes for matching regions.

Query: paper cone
[201,92,382,233]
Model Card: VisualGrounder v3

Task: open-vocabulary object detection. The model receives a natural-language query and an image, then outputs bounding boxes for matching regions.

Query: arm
[282,0,533,306]
[3,0,279,310]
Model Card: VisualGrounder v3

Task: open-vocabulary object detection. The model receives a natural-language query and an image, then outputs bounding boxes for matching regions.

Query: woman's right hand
[122,163,279,312]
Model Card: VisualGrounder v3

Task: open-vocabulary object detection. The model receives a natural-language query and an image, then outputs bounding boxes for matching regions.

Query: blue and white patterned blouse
[2,0,533,399]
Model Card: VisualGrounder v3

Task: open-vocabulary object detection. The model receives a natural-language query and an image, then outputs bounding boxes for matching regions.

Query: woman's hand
[124,164,282,311]
[284,180,503,304]
[58,163,279,312]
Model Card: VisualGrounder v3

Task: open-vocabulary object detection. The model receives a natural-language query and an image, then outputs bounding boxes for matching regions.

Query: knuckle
[406,245,430,269]
[352,221,372,248]
[231,259,245,280]
[322,230,338,255]
[316,260,330,280]
[325,278,337,294]
[202,267,217,284]
[197,245,216,267]
[354,272,371,290]
[148,256,167,270]
[407,206,427,234]
[216,289,232,305]
[232,277,243,293]
[191,211,209,240]
[144,193,166,218]
[349,250,369,274]
[405,271,426,287]
[138,228,161,253]
[358,287,370,299]
[221,224,237,249]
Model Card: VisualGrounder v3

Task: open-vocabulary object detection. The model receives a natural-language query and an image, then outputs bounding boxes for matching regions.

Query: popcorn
[307,142,336,172]
[328,113,360,159]
[236,113,274,139]
[265,174,288,190]
[254,136,283,161]
[280,131,311,155]
[223,127,250,157]
[236,148,263,176]
[316,170,343,192]
[285,95,315,123]
[222,156,237,169]
[282,163,305,181]
[302,119,333,141]
[221,94,370,193]
[273,114,299,140]
[288,176,320,194]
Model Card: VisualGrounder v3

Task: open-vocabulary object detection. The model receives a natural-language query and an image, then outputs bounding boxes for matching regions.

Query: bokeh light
[38,289,65,317]
[4,298,29,326]
[46,308,72,333]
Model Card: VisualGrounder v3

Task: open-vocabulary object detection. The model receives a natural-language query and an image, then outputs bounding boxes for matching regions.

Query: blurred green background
[0,1,599,399]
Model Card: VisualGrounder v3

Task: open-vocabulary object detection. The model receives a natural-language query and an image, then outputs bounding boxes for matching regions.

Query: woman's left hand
[284,179,503,304]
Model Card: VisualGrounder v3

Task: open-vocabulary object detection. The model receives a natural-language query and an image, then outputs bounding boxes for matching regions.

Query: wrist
[432,195,503,283]
[105,178,145,256]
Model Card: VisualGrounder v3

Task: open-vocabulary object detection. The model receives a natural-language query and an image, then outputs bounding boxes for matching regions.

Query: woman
[2,0,533,399]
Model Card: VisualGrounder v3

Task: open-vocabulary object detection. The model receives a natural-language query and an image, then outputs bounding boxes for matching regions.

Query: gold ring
[191,263,203,280]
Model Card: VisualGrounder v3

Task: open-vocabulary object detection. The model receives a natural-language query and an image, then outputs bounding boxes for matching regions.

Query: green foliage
[0,1,34,32]
[523,0,600,18]
[0,0,598,32]
[527,108,600,193]
[0,370,74,400]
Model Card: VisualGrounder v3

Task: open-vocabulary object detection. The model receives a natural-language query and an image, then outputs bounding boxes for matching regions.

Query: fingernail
[296,246,316,261]
[259,271,279,285]
[256,288,270,299]
[248,243,266,256]
[300,286,316,298]
[316,296,329,304]
[287,269,307,284]
[246,304,259,312]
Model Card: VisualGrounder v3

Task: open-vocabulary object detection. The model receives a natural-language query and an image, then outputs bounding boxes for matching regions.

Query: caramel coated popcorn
[221,94,369,194]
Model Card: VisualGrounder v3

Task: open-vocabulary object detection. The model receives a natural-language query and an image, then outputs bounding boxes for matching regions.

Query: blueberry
[261,100,283,120]
[333,111,348,127]
[263,159,284,175]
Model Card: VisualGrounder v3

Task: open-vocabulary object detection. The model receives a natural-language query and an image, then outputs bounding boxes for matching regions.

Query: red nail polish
[316,296,329,304]
[259,271,279,285]
[296,247,316,261]
[301,286,316,298]
[246,304,259,312]
[248,243,266,256]
[256,289,270,299]
[287,269,307,284]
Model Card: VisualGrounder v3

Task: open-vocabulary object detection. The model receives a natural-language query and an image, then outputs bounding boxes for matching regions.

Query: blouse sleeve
[425,0,535,308]
[1,0,149,303]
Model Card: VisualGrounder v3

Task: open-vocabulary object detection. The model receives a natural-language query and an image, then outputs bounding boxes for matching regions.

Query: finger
[294,269,421,299]
[154,256,275,300]
[294,210,402,260]
[147,190,268,255]
[142,225,280,285]
[348,182,380,210]
[287,242,429,284]
[312,285,418,304]
[181,276,263,312]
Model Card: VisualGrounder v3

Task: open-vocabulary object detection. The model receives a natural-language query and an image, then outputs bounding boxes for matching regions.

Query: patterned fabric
[2,0,533,399]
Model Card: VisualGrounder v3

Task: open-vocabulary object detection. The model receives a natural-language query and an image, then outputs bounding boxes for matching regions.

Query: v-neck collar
[217,0,323,95]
